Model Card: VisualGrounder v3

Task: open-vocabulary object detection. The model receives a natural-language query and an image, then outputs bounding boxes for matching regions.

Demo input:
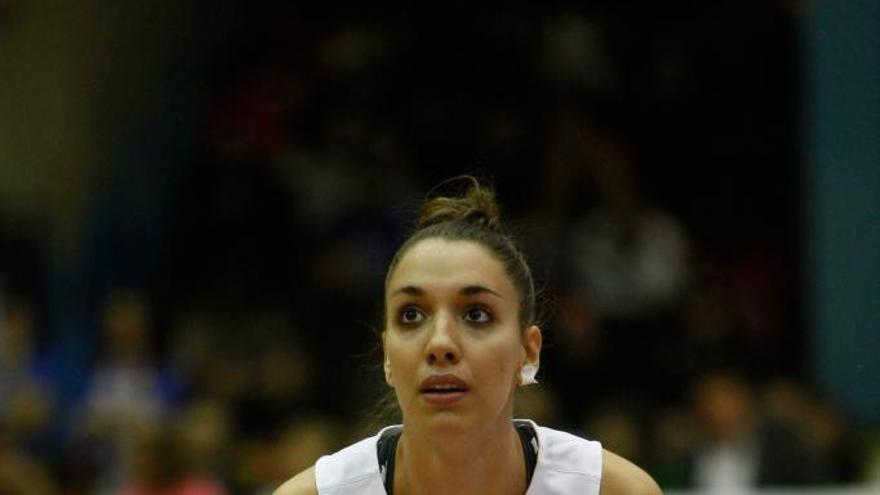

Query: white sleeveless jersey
[314,420,603,495]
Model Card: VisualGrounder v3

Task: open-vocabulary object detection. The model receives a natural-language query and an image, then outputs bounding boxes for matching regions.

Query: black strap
[514,420,539,488]
[376,422,538,494]
[377,426,402,494]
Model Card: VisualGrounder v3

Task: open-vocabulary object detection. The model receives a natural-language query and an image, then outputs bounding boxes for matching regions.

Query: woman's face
[383,238,541,435]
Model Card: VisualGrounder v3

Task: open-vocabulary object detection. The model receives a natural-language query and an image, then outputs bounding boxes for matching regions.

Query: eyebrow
[389,284,503,299]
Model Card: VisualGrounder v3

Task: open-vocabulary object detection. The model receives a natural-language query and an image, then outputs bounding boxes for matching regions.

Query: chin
[408,408,479,435]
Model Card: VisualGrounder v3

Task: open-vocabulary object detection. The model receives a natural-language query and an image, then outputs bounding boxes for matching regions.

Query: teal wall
[807,0,880,422]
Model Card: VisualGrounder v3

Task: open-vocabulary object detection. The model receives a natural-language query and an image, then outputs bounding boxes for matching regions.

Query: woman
[275,178,662,494]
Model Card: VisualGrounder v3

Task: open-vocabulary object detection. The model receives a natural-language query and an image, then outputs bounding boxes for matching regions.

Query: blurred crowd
[1,3,878,494]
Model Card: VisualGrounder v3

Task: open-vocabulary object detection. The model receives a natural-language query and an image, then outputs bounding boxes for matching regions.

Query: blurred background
[1,1,878,493]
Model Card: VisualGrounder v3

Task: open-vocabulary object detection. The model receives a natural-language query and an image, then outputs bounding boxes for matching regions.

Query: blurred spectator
[0,297,56,454]
[173,400,232,485]
[647,406,697,489]
[564,132,690,320]
[549,123,691,414]
[252,417,343,494]
[227,334,324,492]
[760,378,861,483]
[687,372,830,490]
[112,424,227,495]
[82,290,175,430]
[75,290,180,486]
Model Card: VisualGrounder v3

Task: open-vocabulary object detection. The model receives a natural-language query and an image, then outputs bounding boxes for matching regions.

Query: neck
[394,420,526,495]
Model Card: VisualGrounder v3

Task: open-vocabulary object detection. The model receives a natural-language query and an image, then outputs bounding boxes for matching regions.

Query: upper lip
[419,374,469,392]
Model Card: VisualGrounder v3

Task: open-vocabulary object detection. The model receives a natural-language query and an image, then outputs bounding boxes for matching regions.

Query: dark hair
[385,176,536,329]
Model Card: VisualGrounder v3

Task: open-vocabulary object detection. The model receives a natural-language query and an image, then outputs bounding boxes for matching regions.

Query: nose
[424,312,460,366]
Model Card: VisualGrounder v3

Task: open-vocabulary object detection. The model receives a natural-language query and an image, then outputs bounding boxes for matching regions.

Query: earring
[519,362,539,386]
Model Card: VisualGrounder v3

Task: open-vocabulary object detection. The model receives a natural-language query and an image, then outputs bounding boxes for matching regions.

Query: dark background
[0,1,877,493]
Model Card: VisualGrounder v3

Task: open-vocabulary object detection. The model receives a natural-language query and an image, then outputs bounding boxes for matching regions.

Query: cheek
[483,339,523,386]
[386,339,417,384]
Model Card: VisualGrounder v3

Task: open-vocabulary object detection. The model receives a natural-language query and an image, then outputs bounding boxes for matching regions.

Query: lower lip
[421,390,467,406]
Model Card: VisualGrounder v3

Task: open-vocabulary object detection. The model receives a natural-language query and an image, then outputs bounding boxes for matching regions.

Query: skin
[274,238,662,495]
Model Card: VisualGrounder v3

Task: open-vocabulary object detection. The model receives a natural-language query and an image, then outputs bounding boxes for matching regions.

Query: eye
[463,306,492,324]
[399,306,425,325]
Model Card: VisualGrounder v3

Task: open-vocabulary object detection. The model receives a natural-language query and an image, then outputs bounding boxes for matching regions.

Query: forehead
[387,238,513,295]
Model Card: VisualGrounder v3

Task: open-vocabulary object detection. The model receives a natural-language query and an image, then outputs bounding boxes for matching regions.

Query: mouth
[419,374,469,405]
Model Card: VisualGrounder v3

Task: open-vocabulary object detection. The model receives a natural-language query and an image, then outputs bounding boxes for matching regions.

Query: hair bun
[417,176,502,232]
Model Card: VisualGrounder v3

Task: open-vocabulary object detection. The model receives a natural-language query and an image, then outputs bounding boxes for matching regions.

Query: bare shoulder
[273,466,317,495]
[601,449,663,495]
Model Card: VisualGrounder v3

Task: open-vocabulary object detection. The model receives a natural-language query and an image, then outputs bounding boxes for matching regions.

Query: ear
[523,324,542,365]
[519,325,542,386]
[382,331,394,386]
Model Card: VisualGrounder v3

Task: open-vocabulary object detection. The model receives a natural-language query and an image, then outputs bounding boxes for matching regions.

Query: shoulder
[273,466,317,495]
[529,423,603,490]
[600,449,663,495]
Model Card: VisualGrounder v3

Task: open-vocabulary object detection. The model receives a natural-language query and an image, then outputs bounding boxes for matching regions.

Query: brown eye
[464,306,492,324]
[399,306,425,325]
